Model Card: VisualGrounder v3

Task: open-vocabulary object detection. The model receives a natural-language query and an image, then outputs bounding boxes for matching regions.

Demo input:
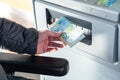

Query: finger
[46,48,58,52]
[49,37,67,46]
[48,42,64,48]
[49,37,61,41]
[43,39,48,52]
[47,30,62,37]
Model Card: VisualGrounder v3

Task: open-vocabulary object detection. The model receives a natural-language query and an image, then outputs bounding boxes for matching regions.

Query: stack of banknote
[50,17,85,47]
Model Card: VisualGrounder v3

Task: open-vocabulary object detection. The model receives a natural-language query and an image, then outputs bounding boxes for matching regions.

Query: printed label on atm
[96,0,117,7]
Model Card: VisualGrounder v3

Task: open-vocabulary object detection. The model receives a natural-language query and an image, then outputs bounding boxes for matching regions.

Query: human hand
[36,30,64,54]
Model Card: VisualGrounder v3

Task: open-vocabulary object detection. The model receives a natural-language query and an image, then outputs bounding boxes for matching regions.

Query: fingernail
[58,31,62,33]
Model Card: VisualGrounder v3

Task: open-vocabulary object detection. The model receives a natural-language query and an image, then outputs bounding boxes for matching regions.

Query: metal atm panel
[43,0,120,22]
[33,0,119,64]
[33,0,120,80]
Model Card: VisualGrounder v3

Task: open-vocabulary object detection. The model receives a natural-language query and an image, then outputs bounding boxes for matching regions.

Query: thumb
[47,30,62,37]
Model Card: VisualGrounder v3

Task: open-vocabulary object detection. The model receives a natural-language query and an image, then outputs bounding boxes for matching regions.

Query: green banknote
[50,17,85,47]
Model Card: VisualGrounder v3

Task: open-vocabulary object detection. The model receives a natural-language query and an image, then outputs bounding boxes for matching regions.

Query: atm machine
[32,0,120,80]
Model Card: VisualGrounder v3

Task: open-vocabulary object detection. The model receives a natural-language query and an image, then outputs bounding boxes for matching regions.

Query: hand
[36,30,64,54]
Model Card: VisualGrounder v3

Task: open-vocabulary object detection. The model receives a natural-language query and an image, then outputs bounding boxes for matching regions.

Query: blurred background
[0,0,34,27]
[0,0,40,79]
[0,0,33,12]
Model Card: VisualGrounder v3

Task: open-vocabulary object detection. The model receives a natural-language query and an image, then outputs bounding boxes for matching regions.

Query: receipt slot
[33,0,120,73]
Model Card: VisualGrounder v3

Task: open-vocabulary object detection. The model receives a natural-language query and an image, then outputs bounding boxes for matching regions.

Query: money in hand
[50,17,86,47]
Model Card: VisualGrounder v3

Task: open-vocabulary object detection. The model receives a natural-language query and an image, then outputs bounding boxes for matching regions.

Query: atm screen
[96,0,117,7]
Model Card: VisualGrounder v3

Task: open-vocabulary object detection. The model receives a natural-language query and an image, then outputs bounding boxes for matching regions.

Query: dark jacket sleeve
[0,18,38,55]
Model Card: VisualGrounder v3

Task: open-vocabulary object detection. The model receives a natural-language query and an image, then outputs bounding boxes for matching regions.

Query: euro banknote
[50,17,85,47]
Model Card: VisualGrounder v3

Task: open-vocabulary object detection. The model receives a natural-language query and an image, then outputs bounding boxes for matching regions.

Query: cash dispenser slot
[46,9,92,45]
